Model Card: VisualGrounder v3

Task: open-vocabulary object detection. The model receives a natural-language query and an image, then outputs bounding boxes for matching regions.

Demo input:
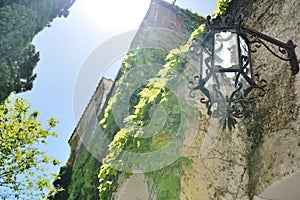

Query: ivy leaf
[160,176,180,197]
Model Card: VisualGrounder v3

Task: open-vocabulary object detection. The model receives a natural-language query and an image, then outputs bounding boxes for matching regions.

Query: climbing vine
[98,48,170,199]
[97,0,233,199]
[213,0,233,16]
[52,1,234,199]
[98,30,203,200]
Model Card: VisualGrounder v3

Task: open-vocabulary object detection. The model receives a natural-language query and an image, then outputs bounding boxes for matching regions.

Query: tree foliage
[0,0,75,102]
[0,97,61,199]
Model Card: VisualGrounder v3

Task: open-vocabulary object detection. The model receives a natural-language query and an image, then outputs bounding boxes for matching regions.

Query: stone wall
[181,0,300,199]
[68,77,113,167]
[180,90,250,200]
[57,0,300,199]
[53,77,114,200]
[55,1,205,198]
[227,0,300,198]
[111,1,205,199]
[131,0,205,50]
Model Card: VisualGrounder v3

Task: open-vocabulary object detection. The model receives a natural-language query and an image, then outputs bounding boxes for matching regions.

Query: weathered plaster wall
[227,0,300,198]
[180,97,250,200]
[113,174,149,200]
[181,0,300,199]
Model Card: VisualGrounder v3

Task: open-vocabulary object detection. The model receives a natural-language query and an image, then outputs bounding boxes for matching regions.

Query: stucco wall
[228,0,300,197]
[181,0,300,199]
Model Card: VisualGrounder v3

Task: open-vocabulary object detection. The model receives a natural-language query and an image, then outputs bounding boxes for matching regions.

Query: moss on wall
[180,0,300,199]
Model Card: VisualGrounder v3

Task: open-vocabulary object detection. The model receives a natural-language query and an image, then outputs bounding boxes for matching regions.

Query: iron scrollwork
[188,14,298,130]
[243,28,299,75]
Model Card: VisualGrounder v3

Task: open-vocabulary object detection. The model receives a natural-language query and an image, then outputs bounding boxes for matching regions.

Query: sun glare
[80,0,151,32]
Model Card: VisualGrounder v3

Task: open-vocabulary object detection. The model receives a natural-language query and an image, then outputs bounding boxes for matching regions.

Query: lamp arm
[242,27,299,75]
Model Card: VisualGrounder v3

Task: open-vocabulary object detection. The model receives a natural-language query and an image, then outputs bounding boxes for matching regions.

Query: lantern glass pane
[200,47,212,79]
[239,36,251,78]
[214,31,238,69]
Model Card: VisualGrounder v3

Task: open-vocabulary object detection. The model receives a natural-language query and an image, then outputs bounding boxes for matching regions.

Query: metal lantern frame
[189,14,299,130]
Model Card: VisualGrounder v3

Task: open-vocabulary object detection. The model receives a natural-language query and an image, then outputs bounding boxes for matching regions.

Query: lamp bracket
[189,14,299,130]
[242,27,299,75]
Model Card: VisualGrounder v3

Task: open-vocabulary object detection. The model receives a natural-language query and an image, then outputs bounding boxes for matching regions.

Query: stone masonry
[180,0,300,199]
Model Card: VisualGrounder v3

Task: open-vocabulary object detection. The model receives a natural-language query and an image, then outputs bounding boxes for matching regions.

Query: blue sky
[19,0,219,171]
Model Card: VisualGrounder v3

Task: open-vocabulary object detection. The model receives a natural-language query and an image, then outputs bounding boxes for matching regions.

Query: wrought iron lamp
[189,14,299,130]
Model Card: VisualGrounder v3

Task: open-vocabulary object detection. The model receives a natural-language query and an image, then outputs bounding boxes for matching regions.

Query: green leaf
[0,97,60,199]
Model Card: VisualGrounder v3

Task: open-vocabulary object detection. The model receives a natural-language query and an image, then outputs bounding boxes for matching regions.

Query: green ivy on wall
[98,48,169,199]
[97,1,233,199]
[52,136,101,200]
[53,0,234,199]
[214,0,233,16]
[98,29,203,200]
